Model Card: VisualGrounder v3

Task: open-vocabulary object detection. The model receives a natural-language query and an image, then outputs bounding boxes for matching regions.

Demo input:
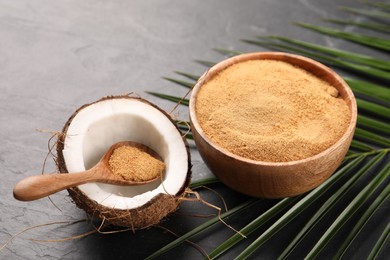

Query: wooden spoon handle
[13,171,97,201]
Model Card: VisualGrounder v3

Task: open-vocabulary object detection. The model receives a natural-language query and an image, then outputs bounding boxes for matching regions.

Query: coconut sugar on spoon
[109,145,165,182]
[195,59,351,162]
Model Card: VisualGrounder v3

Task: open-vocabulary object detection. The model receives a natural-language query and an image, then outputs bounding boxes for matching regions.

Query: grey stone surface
[0,0,387,259]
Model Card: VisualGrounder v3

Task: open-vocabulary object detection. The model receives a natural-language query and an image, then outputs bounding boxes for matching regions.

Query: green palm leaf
[148,1,390,258]
[195,59,217,67]
[335,180,390,259]
[368,221,390,260]
[340,6,390,18]
[190,177,220,188]
[364,1,390,10]
[162,77,194,88]
[354,128,390,147]
[295,22,390,51]
[350,140,375,152]
[234,157,366,259]
[279,153,385,259]
[323,19,390,33]
[174,71,199,81]
[263,36,390,71]
[356,98,390,119]
[242,38,390,81]
[146,91,189,106]
[357,115,390,135]
[305,158,390,259]
[345,78,390,103]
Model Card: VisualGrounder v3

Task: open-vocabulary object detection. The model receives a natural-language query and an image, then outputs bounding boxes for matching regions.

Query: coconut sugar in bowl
[189,52,357,198]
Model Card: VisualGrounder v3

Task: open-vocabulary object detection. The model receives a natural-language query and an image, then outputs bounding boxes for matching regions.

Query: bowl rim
[189,51,358,167]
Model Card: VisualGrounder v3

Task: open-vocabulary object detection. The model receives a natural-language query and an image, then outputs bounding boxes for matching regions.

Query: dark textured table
[1,0,388,259]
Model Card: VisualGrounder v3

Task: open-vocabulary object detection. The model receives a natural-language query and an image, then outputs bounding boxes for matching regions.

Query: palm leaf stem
[278,153,382,259]
[234,157,364,259]
[305,156,390,259]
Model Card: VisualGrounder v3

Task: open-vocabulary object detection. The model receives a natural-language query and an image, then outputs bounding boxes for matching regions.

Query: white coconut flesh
[61,98,188,210]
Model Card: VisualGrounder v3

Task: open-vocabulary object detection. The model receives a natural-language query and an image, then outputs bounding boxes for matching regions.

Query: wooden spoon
[13,141,163,201]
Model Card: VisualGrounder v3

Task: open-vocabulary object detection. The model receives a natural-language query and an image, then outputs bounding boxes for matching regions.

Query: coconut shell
[56,95,191,228]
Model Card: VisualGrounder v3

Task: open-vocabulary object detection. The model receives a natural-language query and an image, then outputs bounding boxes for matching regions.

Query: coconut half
[56,95,191,228]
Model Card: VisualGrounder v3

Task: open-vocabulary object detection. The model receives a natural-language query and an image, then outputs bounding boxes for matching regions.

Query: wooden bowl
[189,52,357,198]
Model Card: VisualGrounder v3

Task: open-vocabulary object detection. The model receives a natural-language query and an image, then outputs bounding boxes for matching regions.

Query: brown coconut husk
[56,95,192,229]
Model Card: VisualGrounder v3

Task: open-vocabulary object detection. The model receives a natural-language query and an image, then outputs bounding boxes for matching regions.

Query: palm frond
[305,157,390,259]
[234,156,366,259]
[279,153,384,259]
[148,2,390,258]
[335,180,390,259]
